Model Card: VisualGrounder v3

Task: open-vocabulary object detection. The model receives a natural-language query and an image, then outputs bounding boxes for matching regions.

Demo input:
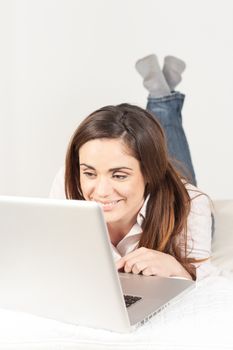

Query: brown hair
[65,103,198,279]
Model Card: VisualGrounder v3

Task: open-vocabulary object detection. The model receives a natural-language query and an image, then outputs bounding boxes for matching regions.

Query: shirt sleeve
[49,166,66,199]
[186,185,214,280]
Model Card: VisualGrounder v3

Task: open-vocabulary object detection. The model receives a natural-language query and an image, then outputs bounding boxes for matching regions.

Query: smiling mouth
[95,200,122,210]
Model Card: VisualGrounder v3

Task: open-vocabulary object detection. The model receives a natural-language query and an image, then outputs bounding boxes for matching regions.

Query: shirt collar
[111,196,149,259]
[117,195,149,240]
[137,195,149,225]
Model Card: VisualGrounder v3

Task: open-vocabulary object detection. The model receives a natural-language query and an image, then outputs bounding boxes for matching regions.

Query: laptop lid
[0,195,195,332]
[0,196,131,332]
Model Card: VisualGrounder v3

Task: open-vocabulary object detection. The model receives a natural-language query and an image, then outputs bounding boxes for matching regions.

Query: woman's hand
[116,247,192,280]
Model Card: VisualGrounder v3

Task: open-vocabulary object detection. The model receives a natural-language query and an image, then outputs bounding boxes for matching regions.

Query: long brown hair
[65,103,198,279]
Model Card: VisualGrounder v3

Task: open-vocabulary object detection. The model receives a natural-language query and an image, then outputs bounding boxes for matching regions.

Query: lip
[93,199,123,211]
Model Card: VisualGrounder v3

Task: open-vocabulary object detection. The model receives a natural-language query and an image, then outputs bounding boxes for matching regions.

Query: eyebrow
[79,163,133,172]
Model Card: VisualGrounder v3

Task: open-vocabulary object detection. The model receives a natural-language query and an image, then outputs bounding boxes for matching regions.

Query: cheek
[80,177,92,197]
[119,182,145,200]
[130,177,146,197]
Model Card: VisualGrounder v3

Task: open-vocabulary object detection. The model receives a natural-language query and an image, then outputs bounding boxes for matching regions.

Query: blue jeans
[146,92,197,186]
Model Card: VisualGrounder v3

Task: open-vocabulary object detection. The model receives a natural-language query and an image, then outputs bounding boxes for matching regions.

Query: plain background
[0,0,233,200]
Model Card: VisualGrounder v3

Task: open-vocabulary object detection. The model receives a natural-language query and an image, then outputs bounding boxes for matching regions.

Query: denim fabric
[146,92,197,186]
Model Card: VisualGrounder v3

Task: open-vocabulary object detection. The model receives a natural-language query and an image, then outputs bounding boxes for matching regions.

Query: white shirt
[49,167,214,280]
[111,196,148,261]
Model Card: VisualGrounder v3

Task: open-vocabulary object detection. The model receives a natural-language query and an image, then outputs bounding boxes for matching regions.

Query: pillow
[211,200,233,271]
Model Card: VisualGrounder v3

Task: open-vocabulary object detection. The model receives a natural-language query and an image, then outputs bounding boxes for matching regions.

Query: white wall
[1,0,233,199]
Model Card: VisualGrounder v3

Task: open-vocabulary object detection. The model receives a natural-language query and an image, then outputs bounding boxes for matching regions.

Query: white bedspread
[0,270,233,350]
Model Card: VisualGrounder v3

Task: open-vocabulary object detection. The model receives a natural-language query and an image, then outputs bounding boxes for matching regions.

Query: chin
[103,212,121,225]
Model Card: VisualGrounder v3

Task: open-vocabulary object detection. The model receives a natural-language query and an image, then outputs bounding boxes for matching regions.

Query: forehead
[79,138,139,169]
[79,138,134,158]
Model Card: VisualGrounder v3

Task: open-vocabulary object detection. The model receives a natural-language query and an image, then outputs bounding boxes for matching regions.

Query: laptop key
[124,295,142,308]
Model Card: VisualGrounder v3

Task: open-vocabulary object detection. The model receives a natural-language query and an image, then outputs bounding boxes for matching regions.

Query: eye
[82,171,96,178]
[112,173,127,180]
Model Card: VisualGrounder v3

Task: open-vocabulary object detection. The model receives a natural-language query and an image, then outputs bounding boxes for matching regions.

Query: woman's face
[79,138,146,229]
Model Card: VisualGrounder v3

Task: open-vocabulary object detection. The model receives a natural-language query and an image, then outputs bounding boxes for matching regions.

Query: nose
[94,176,113,197]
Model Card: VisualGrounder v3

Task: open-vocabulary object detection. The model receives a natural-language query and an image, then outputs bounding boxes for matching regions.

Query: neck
[107,217,136,246]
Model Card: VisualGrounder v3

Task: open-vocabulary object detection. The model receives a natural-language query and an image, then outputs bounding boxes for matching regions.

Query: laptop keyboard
[124,295,142,308]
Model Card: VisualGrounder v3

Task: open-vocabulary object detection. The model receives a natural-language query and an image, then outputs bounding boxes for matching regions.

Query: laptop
[0,195,195,332]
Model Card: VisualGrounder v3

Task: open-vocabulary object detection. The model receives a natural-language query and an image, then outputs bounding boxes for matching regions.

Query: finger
[116,248,155,273]
[115,254,142,272]
[116,258,125,270]
[131,260,148,274]
[123,249,155,273]
[123,255,148,273]
[132,258,159,276]
[141,266,157,276]
[141,265,170,277]
[120,247,148,262]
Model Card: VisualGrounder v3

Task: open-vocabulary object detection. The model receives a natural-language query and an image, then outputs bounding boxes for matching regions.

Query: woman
[50,54,212,281]
[50,103,212,281]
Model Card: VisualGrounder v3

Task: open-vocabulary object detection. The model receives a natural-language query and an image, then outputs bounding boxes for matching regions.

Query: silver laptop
[0,195,195,332]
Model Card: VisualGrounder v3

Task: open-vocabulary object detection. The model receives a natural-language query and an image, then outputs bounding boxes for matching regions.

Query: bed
[0,200,232,350]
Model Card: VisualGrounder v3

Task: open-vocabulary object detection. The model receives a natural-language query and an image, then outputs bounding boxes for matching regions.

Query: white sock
[163,55,186,91]
[135,54,171,98]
